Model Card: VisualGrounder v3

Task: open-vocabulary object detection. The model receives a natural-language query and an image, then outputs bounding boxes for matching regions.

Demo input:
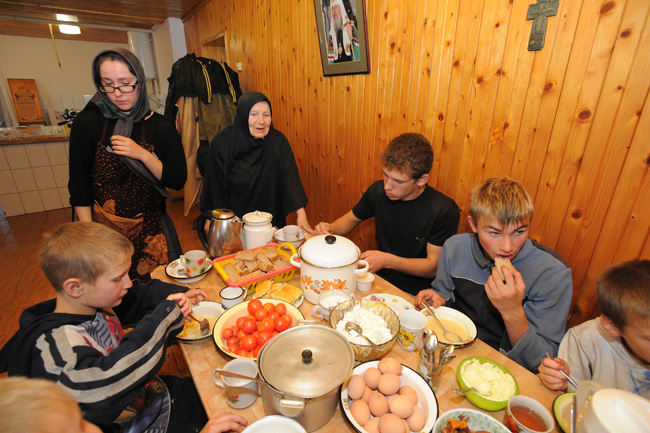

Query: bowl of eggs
[341,357,439,433]
[456,356,519,411]
[330,299,400,362]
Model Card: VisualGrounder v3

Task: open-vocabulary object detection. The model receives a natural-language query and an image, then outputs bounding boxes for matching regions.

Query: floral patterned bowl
[433,408,510,433]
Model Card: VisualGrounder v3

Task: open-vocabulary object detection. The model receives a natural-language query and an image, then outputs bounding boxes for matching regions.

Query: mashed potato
[177,315,217,339]
[461,358,516,401]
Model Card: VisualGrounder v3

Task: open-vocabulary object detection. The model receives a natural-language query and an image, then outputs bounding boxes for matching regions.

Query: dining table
[152,263,562,433]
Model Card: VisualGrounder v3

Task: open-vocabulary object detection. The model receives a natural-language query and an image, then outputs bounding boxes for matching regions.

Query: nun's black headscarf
[90,47,150,137]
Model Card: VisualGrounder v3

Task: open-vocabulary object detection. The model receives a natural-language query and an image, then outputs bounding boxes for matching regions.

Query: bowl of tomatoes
[213,298,304,359]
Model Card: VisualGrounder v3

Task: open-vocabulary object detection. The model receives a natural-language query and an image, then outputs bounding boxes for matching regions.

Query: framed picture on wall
[314,0,370,76]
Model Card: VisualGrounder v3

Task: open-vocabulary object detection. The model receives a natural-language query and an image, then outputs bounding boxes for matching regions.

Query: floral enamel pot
[289,235,369,304]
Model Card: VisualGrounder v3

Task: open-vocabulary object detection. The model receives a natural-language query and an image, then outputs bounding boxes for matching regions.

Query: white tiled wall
[0,141,70,217]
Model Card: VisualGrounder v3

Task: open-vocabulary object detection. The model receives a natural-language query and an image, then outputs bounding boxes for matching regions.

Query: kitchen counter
[151,266,561,433]
[0,125,68,146]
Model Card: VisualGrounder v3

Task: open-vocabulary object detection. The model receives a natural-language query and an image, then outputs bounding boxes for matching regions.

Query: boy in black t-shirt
[314,133,460,295]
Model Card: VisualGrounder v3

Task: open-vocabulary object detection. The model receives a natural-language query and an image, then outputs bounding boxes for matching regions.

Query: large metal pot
[257,324,354,432]
[289,235,369,304]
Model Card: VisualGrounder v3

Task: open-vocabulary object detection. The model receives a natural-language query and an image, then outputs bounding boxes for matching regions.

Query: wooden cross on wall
[527,0,559,51]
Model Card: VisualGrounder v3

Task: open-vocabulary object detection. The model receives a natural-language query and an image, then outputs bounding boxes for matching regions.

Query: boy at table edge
[0,222,232,433]
[314,132,460,296]
[415,177,573,371]
[539,260,650,398]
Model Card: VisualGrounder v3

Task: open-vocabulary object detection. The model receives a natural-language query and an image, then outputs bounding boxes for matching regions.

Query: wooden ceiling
[0,0,205,43]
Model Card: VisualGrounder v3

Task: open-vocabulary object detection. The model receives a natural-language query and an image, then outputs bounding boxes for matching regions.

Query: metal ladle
[345,322,381,348]
[423,301,463,344]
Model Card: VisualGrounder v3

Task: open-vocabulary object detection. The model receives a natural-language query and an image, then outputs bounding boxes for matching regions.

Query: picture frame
[313,0,370,76]
[7,78,44,124]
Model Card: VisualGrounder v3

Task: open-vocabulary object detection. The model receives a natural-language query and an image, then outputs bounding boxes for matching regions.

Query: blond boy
[540,260,650,397]
[0,222,211,432]
[416,177,572,371]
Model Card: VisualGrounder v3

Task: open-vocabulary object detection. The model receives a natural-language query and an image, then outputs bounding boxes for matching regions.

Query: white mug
[180,250,208,277]
[283,225,301,241]
[311,290,351,320]
[213,358,258,409]
[397,310,428,351]
[220,286,246,309]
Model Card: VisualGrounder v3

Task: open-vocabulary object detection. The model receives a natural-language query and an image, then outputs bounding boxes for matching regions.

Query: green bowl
[456,356,519,411]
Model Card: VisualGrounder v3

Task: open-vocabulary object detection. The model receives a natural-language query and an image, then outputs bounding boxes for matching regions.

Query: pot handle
[278,397,305,410]
[289,253,300,268]
[354,260,369,275]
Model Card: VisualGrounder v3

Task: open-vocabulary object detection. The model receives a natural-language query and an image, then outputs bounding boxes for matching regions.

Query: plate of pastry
[253,280,304,308]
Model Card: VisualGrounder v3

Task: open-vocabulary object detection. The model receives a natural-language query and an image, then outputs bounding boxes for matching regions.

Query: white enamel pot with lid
[257,324,354,432]
[289,235,369,304]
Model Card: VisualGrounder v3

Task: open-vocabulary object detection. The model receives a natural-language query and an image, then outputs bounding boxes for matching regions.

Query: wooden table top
[152,265,561,433]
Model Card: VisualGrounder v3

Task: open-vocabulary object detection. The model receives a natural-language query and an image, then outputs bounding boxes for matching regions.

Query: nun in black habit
[200,92,313,231]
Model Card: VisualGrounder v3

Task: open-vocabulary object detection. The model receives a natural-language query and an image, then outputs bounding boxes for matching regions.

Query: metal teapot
[196,209,243,258]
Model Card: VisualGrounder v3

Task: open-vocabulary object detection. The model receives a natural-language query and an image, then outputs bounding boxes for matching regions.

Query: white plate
[433,408,510,433]
[363,293,417,314]
[422,306,477,346]
[176,301,226,343]
[340,360,439,433]
[165,258,212,284]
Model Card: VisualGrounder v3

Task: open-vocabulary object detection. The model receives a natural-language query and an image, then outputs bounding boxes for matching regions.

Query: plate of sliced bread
[253,280,304,308]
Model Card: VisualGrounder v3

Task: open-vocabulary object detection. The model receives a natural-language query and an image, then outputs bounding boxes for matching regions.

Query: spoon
[188,313,210,336]
[453,386,478,396]
[213,369,266,384]
[440,344,455,365]
[344,322,381,348]
[423,301,463,344]
[423,330,438,363]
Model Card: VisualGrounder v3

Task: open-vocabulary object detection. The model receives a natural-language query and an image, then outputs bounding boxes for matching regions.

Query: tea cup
[356,272,375,291]
[180,250,208,277]
[283,225,301,241]
[504,395,554,433]
[219,286,246,309]
[397,310,428,351]
[311,290,351,320]
[213,358,258,409]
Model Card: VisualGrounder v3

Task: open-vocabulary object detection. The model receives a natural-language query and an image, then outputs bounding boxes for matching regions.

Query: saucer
[165,258,212,284]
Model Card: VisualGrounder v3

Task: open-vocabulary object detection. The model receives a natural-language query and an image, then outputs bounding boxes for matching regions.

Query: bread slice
[494,257,515,282]
[270,283,302,304]
[255,280,273,298]
[235,250,258,262]
[243,260,258,274]
[223,263,240,283]
[255,254,274,272]
[232,260,247,276]
[265,245,279,261]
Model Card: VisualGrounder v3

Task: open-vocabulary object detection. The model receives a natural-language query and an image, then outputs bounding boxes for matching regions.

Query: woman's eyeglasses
[99,82,138,93]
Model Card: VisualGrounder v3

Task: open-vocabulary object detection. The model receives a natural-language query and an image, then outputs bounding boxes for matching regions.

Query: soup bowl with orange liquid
[504,395,554,433]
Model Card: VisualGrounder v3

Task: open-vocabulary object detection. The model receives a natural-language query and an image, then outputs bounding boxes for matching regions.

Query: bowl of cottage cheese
[457,356,519,411]
[330,299,400,361]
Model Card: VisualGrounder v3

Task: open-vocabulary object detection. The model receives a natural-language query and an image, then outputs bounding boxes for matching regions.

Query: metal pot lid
[299,235,360,268]
[211,208,236,220]
[258,324,354,398]
[242,210,273,224]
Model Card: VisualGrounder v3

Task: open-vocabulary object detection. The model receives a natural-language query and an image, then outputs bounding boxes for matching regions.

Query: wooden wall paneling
[429,0,458,190]
[444,0,484,209]
[555,0,633,277]
[482,0,532,181]
[566,2,650,326]
[437,0,469,195]
[393,0,417,136]
[404,0,429,134]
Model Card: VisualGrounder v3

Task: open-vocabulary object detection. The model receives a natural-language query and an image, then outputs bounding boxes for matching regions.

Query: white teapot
[242,211,276,250]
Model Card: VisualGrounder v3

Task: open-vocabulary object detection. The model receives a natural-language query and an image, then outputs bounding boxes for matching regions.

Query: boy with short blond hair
[416,177,573,371]
[314,133,460,295]
[0,222,210,433]
[540,260,650,397]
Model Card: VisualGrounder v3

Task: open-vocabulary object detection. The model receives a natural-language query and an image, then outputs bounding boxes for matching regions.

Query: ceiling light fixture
[59,24,81,34]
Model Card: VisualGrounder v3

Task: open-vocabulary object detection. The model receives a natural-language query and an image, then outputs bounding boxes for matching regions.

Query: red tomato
[274,303,287,316]
[241,335,258,352]
[257,331,273,346]
[222,328,233,339]
[227,344,240,355]
[247,299,263,315]
[231,325,239,335]
[258,317,275,333]
[254,308,268,321]
[263,303,275,313]
[243,351,255,358]
[238,349,249,357]
[275,314,292,332]
[237,330,247,340]
[226,337,239,347]
[269,312,280,321]
[236,316,247,329]
[241,318,257,335]
[252,347,261,358]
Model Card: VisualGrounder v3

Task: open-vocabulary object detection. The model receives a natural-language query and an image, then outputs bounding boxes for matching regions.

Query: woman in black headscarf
[201,91,313,231]
[68,48,187,282]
